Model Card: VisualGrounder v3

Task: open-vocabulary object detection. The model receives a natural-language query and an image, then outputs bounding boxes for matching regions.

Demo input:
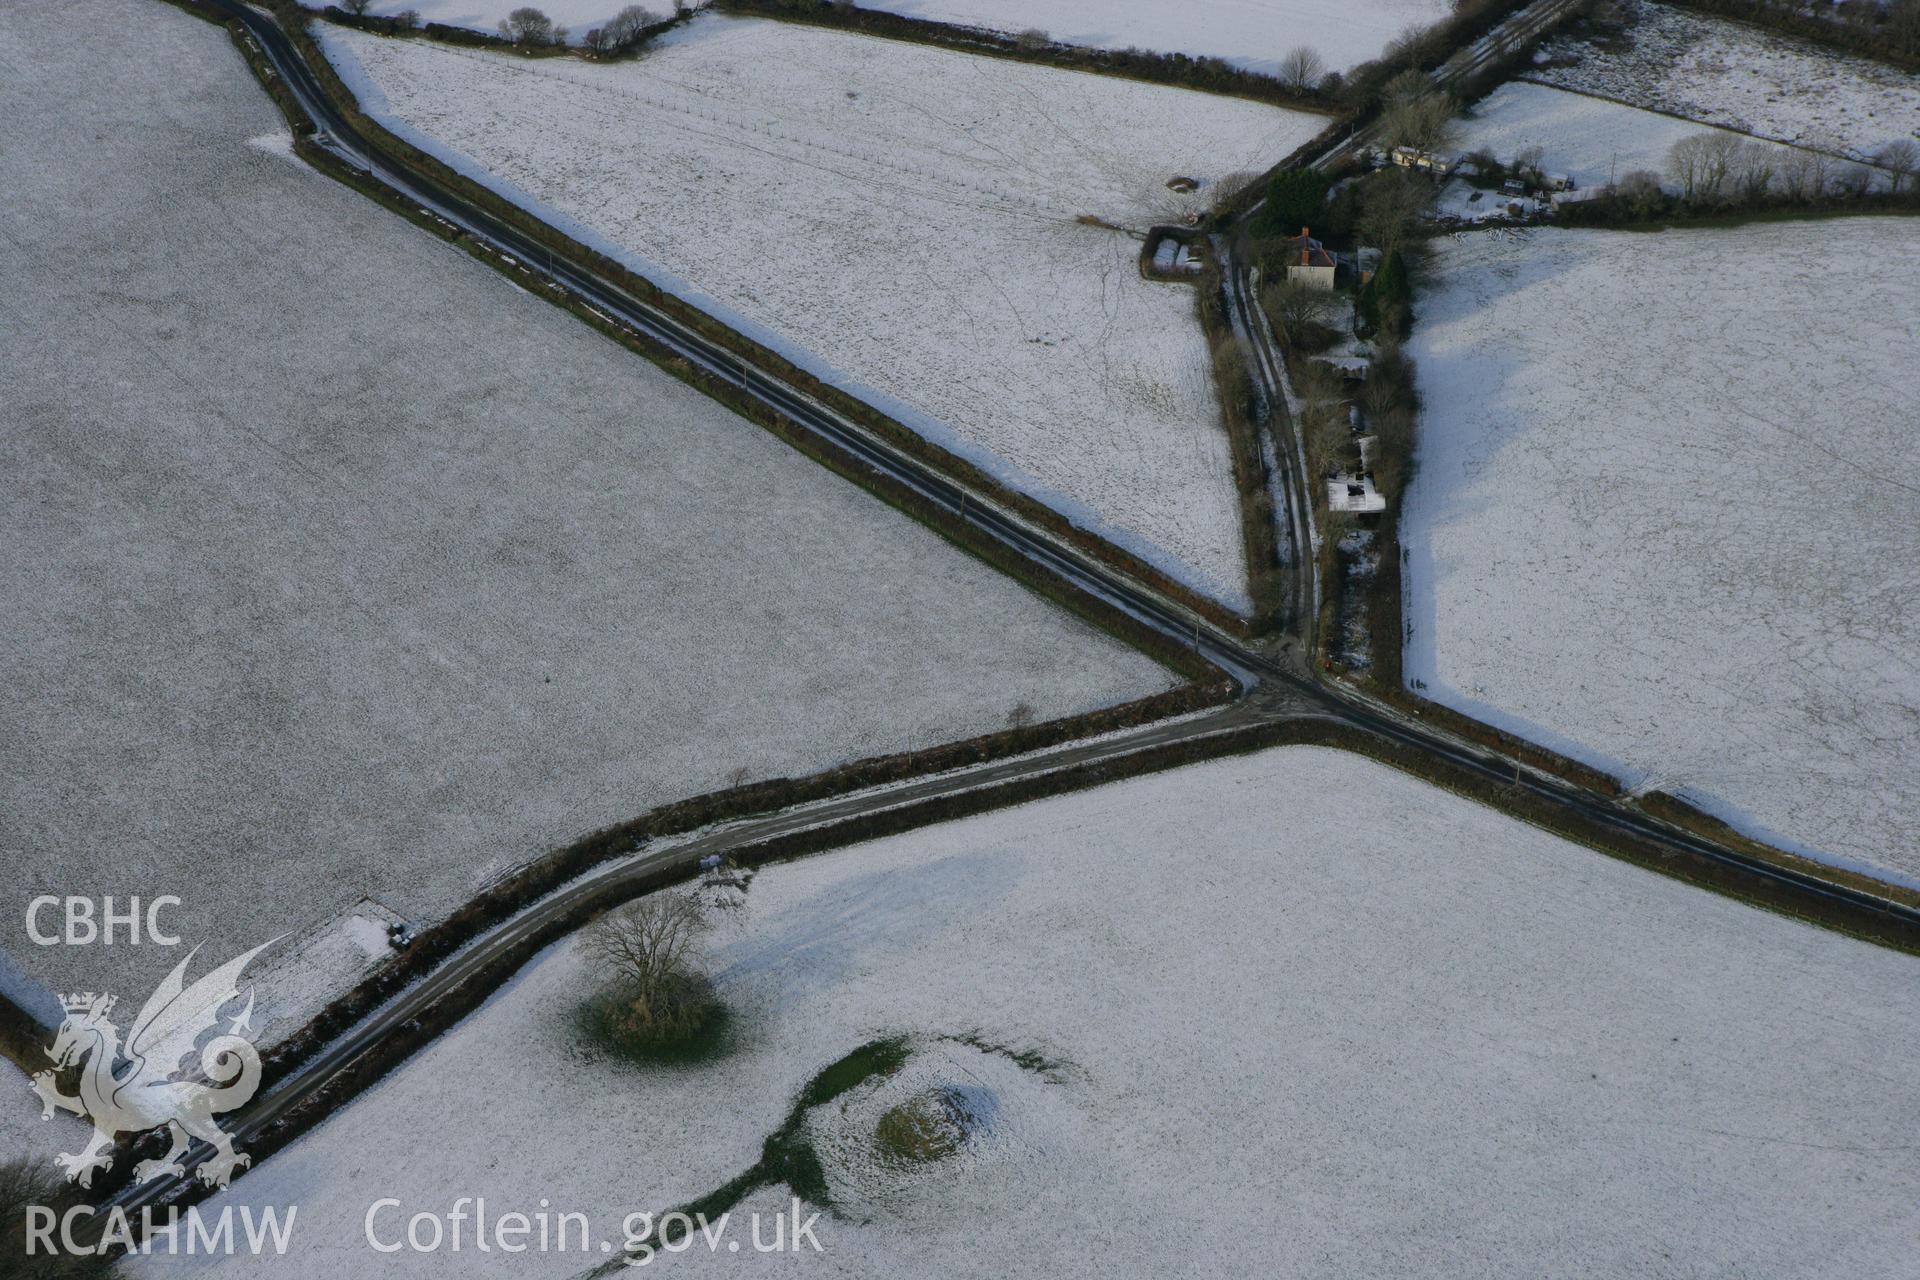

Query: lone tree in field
[1278,46,1325,96]
[500,6,564,45]
[584,874,740,1050]
[340,0,372,15]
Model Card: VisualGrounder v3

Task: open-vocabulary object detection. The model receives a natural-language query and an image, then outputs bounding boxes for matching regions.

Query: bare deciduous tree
[1778,147,1832,200]
[1731,141,1776,202]
[500,6,563,45]
[1210,333,1250,398]
[1302,397,1354,476]
[341,0,372,15]
[1610,169,1665,216]
[1665,133,1710,201]
[1666,131,1742,203]
[1382,23,1437,70]
[1511,144,1545,185]
[584,890,717,1038]
[1278,46,1325,96]
[1382,68,1433,108]
[1356,169,1429,254]
[1875,139,1918,193]
[1006,702,1036,729]
[605,4,657,45]
[1377,92,1459,156]
[1831,161,1875,197]
[1260,277,1340,349]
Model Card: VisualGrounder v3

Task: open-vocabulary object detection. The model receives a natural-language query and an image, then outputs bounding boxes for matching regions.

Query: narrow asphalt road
[86,0,1920,1224]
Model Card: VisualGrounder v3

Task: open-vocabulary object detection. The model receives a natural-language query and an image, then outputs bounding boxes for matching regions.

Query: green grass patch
[574,980,739,1069]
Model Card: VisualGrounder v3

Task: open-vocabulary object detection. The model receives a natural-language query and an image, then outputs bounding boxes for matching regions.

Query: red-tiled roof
[1281,226,1336,270]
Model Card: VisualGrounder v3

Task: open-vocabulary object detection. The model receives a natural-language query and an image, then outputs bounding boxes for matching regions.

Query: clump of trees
[1294,360,1355,480]
[583,861,748,1057]
[1338,0,1540,115]
[584,4,662,55]
[1563,130,1918,223]
[1375,69,1460,156]
[500,6,568,46]
[1355,247,1411,339]
[1261,277,1342,351]
[1355,168,1428,254]
[1255,168,1333,237]
[328,2,421,30]
[1284,292,1421,510]
[1358,340,1418,499]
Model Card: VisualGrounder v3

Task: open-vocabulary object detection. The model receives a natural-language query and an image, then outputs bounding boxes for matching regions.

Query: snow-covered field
[1403,221,1920,884]
[867,0,1450,73]
[1529,0,1920,163]
[1454,80,1803,193]
[323,16,1331,608]
[0,0,1176,1036]
[134,747,1920,1278]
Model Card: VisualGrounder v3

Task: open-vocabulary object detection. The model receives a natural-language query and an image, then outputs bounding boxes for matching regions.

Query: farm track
[89,0,1920,1226]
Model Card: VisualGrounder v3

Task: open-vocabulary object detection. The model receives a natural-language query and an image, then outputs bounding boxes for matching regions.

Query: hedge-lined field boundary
[714,0,1337,111]
[1662,0,1920,71]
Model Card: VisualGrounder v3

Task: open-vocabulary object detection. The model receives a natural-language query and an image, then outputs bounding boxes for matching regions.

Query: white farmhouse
[1280,227,1338,291]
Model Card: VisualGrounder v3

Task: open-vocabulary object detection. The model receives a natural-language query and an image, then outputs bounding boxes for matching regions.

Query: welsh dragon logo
[31,940,277,1189]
